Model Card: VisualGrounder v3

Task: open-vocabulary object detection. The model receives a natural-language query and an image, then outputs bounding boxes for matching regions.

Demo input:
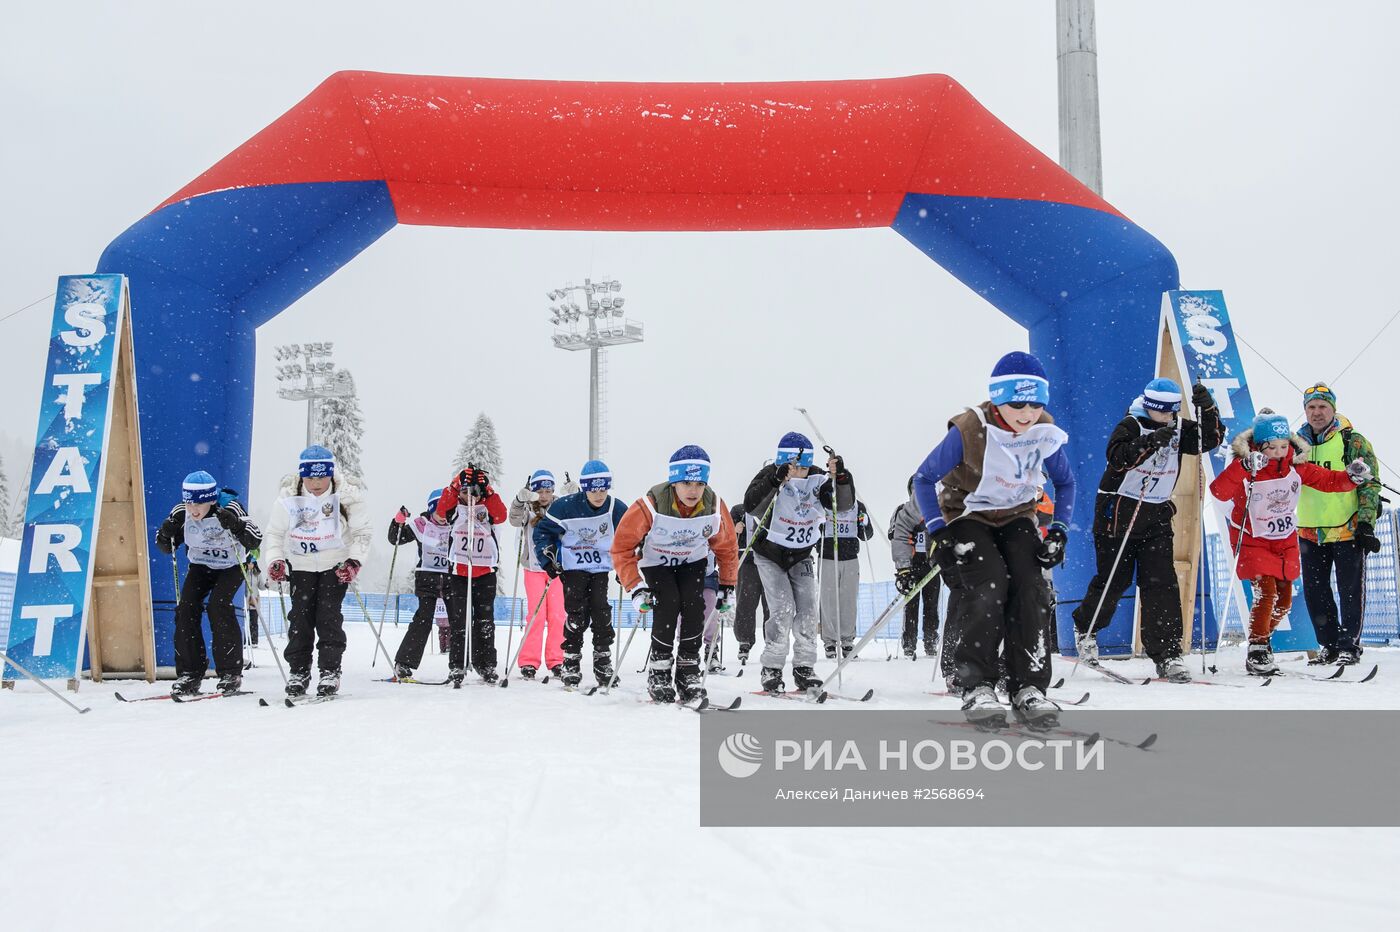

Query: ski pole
[698,591,733,695]
[500,526,526,682]
[372,507,408,667]
[0,649,91,714]
[170,552,181,600]
[464,472,477,675]
[813,564,942,700]
[348,583,399,671]
[274,579,296,684]
[501,576,555,687]
[237,560,288,688]
[598,577,634,695]
[1208,473,1257,671]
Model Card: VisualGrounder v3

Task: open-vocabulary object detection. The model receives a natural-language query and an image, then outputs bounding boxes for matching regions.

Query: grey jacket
[888,493,926,569]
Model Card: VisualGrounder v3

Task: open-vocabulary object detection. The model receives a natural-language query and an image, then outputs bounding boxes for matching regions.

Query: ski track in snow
[1,628,1397,931]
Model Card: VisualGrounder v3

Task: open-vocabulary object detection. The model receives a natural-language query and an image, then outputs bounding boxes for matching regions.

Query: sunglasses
[1005,402,1045,410]
[1303,383,1334,397]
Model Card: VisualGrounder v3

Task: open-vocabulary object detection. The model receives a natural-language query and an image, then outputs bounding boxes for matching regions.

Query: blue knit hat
[774,431,814,467]
[988,351,1049,406]
[1141,377,1182,414]
[669,445,711,485]
[298,445,336,478]
[529,469,556,492]
[181,470,218,504]
[426,488,444,512]
[1252,410,1293,445]
[1303,382,1337,408]
[579,459,612,492]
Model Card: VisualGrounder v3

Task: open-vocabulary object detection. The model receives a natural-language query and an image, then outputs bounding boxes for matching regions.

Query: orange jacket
[612,483,738,592]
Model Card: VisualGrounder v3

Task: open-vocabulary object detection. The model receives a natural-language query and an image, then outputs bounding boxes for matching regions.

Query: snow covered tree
[318,372,366,481]
[451,413,505,484]
[0,451,24,538]
[0,452,10,537]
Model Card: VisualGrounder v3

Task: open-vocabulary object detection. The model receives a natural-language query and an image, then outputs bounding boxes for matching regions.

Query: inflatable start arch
[97,72,1179,662]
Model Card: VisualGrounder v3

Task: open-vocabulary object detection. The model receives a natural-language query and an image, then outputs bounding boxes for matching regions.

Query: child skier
[612,446,739,703]
[912,352,1076,727]
[262,446,371,697]
[1209,409,1370,675]
[742,432,850,694]
[819,491,872,659]
[890,478,941,659]
[509,469,568,680]
[533,460,630,688]
[1072,378,1222,682]
[155,471,263,696]
[387,488,458,681]
[729,503,768,665]
[434,465,508,685]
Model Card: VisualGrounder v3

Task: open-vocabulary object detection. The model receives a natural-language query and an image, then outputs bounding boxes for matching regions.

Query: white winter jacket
[262,475,372,573]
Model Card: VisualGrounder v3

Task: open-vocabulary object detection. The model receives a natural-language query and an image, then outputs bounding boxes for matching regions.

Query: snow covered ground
[2,626,1397,931]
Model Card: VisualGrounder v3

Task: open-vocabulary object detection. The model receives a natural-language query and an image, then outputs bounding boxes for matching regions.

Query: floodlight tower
[273,341,354,447]
[546,279,644,460]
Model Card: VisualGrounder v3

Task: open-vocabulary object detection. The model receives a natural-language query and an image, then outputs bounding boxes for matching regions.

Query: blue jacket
[533,491,630,571]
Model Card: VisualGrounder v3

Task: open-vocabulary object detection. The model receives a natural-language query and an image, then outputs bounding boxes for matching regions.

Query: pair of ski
[114,689,253,704]
[1072,657,1379,687]
[934,717,1159,753]
[273,693,345,707]
[751,687,875,704]
[926,689,1092,707]
[637,694,743,713]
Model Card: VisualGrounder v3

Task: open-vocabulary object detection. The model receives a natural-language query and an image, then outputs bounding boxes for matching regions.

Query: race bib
[559,502,616,572]
[183,512,239,569]
[1117,422,1181,504]
[1247,473,1302,540]
[768,474,826,550]
[413,515,454,574]
[962,412,1068,516]
[640,500,715,568]
[450,504,499,568]
[282,493,344,556]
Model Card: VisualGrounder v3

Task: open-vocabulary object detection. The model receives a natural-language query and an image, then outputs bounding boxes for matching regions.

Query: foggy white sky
[2,0,1398,579]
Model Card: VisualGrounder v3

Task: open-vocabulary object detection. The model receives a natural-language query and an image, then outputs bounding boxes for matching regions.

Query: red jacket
[1209,435,1356,582]
[435,475,507,578]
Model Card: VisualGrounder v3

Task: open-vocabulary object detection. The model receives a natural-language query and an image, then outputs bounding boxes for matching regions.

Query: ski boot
[476,666,499,686]
[943,674,964,698]
[449,667,466,688]
[792,666,823,693]
[923,636,939,658]
[519,665,538,681]
[903,643,917,660]
[824,642,838,660]
[706,651,724,675]
[560,653,583,689]
[1307,646,1337,666]
[216,672,243,695]
[285,670,311,697]
[675,661,706,705]
[841,641,855,660]
[316,669,341,698]
[1076,631,1100,665]
[547,664,563,682]
[392,662,415,682]
[736,643,751,666]
[1336,649,1360,666]
[1246,644,1280,677]
[961,684,1007,728]
[1011,686,1060,730]
[647,659,677,703]
[593,650,617,688]
[758,666,784,694]
[1155,656,1192,684]
[171,673,201,698]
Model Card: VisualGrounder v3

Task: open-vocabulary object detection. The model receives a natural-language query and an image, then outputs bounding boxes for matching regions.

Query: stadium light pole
[1057,0,1104,195]
[273,341,354,447]
[547,279,644,460]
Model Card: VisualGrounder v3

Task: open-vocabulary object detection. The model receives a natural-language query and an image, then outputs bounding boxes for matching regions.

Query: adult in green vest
[1297,382,1381,665]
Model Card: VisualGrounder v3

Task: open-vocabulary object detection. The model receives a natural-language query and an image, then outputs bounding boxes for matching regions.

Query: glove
[1246,451,1268,474]
[335,559,361,584]
[1191,382,1214,410]
[267,560,289,582]
[213,505,242,531]
[1355,522,1382,555]
[631,589,653,614]
[895,566,914,595]
[155,533,174,555]
[1037,522,1069,569]
[716,585,735,612]
[474,468,492,496]
[1146,425,1176,451]
[393,506,410,525]
[771,462,791,487]
[544,555,563,579]
[828,454,849,483]
[1346,458,1374,485]
[515,486,538,505]
[928,527,958,573]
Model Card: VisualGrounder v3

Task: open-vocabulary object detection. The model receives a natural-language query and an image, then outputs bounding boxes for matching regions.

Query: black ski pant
[733,556,768,648]
[902,553,942,651]
[247,605,259,645]
[174,562,245,678]
[943,517,1053,693]
[284,569,348,674]
[446,571,497,672]
[1072,530,1181,663]
[561,570,615,655]
[394,572,457,670]
[642,559,708,668]
[1300,537,1367,655]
